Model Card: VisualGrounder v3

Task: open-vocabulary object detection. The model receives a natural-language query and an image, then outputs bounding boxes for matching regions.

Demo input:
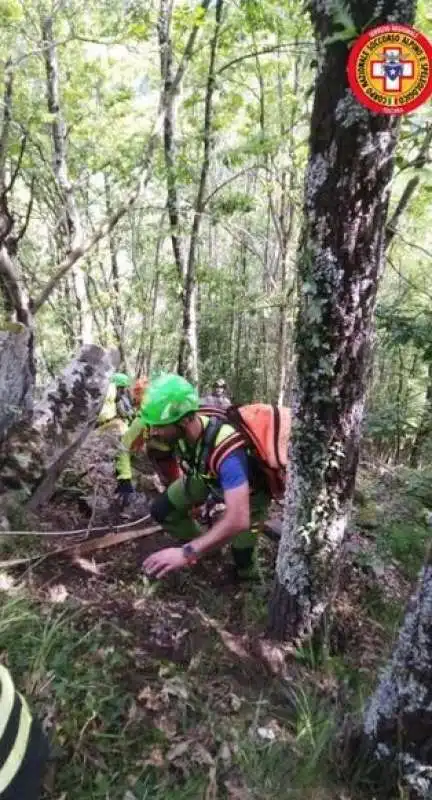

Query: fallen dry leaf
[72,556,103,575]
[0,572,16,592]
[137,686,165,711]
[41,703,57,733]
[167,740,190,762]
[224,778,251,799]
[143,747,165,768]
[48,584,68,603]
[160,676,189,702]
[219,742,231,767]
[155,714,177,739]
[230,693,242,712]
[191,743,214,766]
[126,700,141,725]
[257,726,276,742]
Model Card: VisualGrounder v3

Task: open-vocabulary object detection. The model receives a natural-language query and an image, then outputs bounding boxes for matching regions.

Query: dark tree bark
[268,0,415,641]
[363,546,432,798]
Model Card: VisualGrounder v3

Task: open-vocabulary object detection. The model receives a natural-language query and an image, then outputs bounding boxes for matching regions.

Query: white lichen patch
[311,0,334,16]
[364,564,432,788]
[305,154,330,206]
[310,246,341,288]
[335,90,369,128]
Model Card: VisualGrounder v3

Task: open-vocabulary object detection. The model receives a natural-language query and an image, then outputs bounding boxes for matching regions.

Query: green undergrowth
[1,465,424,799]
[354,466,432,579]
[0,591,382,800]
[376,520,431,580]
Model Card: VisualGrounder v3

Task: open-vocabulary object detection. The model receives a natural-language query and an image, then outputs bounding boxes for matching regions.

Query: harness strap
[200,416,224,474]
[181,416,223,497]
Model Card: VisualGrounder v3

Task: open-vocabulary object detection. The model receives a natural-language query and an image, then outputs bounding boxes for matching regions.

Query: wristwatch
[182,543,199,566]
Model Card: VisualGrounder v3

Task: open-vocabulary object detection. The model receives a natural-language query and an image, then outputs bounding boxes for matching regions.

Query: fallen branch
[0,521,161,569]
[70,523,161,557]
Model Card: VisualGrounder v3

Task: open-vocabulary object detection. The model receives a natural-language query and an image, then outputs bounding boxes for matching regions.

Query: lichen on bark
[363,553,432,798]
[268,0,415,641]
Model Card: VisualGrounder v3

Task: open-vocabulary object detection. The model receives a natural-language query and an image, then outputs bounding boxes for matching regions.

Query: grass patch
[0,594,213,799]
[237,685,339,798]
[360,583,404,633]
[376,520,431,579]
[0,590,374,800]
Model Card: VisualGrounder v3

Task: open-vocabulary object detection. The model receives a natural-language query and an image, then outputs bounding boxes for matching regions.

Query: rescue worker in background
[201,378,231,410]
[115,374,181,505]
[137,374,271,581]
[0,664,49,798]
[97,372,134,430]
[132,376,149,411]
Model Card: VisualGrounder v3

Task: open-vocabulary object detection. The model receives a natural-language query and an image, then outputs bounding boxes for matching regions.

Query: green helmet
[139,373,199,426]
[111,372,131,388]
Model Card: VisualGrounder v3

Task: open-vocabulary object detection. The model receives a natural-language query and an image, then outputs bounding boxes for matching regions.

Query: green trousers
[151,474,271,572]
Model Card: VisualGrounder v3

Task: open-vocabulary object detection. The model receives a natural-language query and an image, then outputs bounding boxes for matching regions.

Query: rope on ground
[0,513,151,537]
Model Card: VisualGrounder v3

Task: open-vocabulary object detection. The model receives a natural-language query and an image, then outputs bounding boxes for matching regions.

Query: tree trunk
[410,362,432,468]
[276,45,300,406]
[104,173,126,366]
[42,14,92,347]
[0,345,119,513]
[268,0,415,641]
[0,61,36,427]
[0,323,34,441]
[158,0,186,282]
[177,0,223,384]
[362,546,432,798]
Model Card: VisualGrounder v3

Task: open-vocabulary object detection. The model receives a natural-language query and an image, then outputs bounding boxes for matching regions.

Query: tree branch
[0,59,14,197]
[15,177,35,244]
[178,0,223,379]
[386,127,432,248]
[171,0,213,93]
[32,3,209,313]
[6,133,27,194]
[217,42,314,76]
[0,245,31,324]
[158,0,186,281]
[202,165,261,208]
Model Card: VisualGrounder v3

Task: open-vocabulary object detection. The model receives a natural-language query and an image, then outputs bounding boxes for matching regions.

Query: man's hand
[143,547,187,579]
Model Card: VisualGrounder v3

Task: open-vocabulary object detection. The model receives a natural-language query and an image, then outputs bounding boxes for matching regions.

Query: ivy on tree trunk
[268,0,416,641]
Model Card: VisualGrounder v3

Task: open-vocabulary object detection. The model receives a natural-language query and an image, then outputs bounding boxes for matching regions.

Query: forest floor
[1,436,432,799]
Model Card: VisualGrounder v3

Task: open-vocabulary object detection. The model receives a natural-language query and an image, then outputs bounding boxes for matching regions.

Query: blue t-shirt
[218,449,248,491]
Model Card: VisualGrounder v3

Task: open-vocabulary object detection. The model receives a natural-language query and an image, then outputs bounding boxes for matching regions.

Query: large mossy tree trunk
[268,0,415,641]
[362,547,432,798]
[0,344,118,515]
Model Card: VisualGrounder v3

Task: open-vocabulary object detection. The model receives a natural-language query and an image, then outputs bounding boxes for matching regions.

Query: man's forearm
[191,514,246,557]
